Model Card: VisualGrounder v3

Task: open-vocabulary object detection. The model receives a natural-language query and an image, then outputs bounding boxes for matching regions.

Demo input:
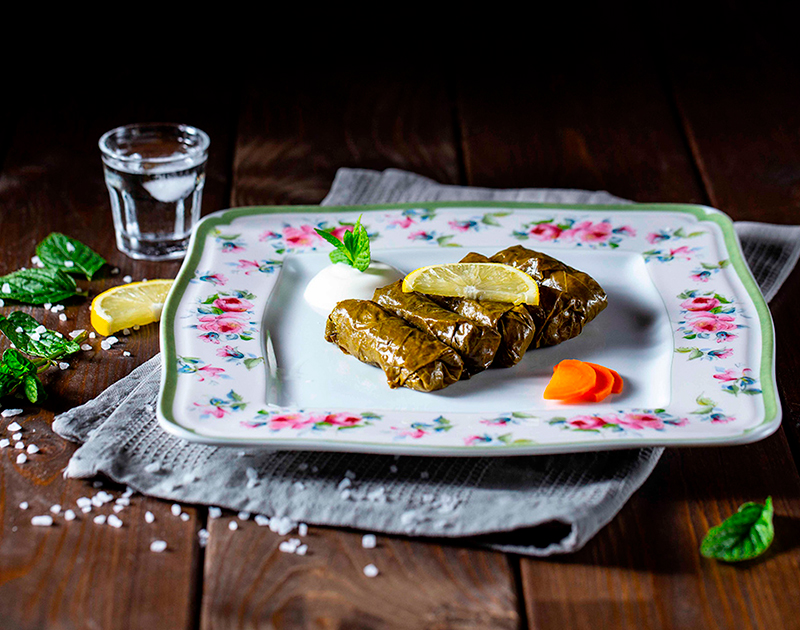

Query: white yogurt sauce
[303,261,405,316]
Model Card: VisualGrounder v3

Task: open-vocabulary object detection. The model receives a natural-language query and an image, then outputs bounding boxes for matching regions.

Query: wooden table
[2,38,800,630]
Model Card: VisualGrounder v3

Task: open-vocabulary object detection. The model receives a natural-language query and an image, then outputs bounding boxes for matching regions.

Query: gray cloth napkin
[52,168,800,556]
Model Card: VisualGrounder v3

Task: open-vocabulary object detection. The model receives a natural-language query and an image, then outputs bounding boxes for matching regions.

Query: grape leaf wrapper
[700,497,774,562]
[0,311,80,359]
[36,232,106,280]
[0,267,79,304]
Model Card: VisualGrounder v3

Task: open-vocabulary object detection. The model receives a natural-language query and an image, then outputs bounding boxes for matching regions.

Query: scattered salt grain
[89,332,96,339]
[68,329,85,338]
[133,325,140,330]
[180,513,190,522]
[1,283,11,294]
[29,333,41,341]
[16,453,27,464]
[145,511,155,523]
[34,325,46,334]
[15,326,23,333]
[144,462,161,473]
[64,260,74,268]
[15,441,24,449]
[111,267,119,275]
[66,242,75,252]
[122,328,131,335]
[113,504,124,513]
[296,544,308,556]
[123,275,132,283]
[150,540,167,553]
[3,410,23,419]
[58,362,69,370]
[93,514,107,525]
[0,299,3,307]
[238,511,251,521]
[254,514,270,527]
[59,314,67,322]
[362,534,377,549]
[108,514,123,528]
[13,432,22,440]
[31,255,43,267]
[228,521,238,531]
[363,564,379,578]
[64,509,76,521]
[298,523,308,536]
[0,439,9,448]
[80,506,92,514]
[19,501,29,509]
[50,504,61,514]
[171,504,182,517]
[27,444,39,454]
[123,351,131,357]
[338,478,352,491]
[209,506,222,519]
[31,515,54,527]
[198,529,210,547]
[80,344,92,351]
[106,336,119,346]
[76,497,92,508]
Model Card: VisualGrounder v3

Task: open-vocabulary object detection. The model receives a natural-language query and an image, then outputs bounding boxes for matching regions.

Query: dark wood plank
[199,74,523,630]
[0,84,236,630]
[458,51,800,629]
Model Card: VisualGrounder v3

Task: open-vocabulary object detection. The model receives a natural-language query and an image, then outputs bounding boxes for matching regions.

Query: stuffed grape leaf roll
[373,280,501,376]
[324,299,464,391]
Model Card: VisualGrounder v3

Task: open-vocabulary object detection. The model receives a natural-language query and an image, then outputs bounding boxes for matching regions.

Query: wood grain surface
[0,53,799,629]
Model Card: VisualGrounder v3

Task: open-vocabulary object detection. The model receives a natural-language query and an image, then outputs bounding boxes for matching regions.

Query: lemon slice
[402,263,539,305]
[90,279,174,336]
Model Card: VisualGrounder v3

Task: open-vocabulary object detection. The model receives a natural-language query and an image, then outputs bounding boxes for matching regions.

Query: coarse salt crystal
[64,260,74,268]
[59,314,67,322]
[64,509,76,521]
[93,514,107,525]
[150,540,167,553]
[31,255,42,266]
[113,504,124,513]
[362,534,377,549]
[68,329,85,338]
[106,336,119,345]
[298,523,308,536]
[122,328,131,335]
[58,362,69,370]
[31,515,54,526]
[80,506,92,514]
[145,511,155,523]
[76,497,92,507]
[29,333,40,341]
[0,439,9,448]
[50,504,61,514]
[15,441,24,449]
[111,267,119,275]
[100,341,110,350]
[209,506,222,519]
[16,453,27,464]
[180,513,190,522]
[363,564,379,578]
[144,462,161,473]
[278,541,296,553]
[3,411,23,420]
[89,332,96,339]
[198,529,210,547]
[26,444,39,454]
[123,351,131,357]
[1,283,11,294]
[15,326,23,333]
[66,242,75,252]
[171,504,182,517]
[108,514,123,528]
[115,497,130,506]
[80,344,92,351]
[19,501,29,509]
[296,544,308,556]
[133,325,140,330]
[123,275,132,283]
[228,521,238,531]
[238,511,251,520]
[34,325,46,334]
[12,432,22,440]
[254,514,270,526]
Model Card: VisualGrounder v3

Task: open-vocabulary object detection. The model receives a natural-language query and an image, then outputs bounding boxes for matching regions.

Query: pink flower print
[562,221,612,243]
[268,414,316,431]
[236,259,262,273]
[197,313,247,335]
[681,296,721,312]
[448,220,478,232]
[464,435,492,446]
[615,226,637,237]
[258,230,281,242]
[283,225,322,247]
[692,271,712,282]
[713,368,749,382]
[194,403,228,419]
[408,230,433,241]
[195,365,225,381]
[567,415,609,430]
[688,313,737,335]
[710,413,735,424]
[394,427,427,439]
[617,413,665,430]
[669,246,693,258]
[390,216,416,228]
[213,296,254,312]
[528,223,563,241]
[321,413,362,427]
[216,345,244,359]
[329,225,354,240]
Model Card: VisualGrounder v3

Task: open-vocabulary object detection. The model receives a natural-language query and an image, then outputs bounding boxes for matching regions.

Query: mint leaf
[0,348,39,401]
[314,216,371,272]
[0,311,80,359]
[36,233,106,280]
[0,267,80,304]
[701,497,774,562]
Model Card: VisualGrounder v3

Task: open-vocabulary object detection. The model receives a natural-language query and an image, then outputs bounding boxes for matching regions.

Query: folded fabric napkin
[52,168,800,556]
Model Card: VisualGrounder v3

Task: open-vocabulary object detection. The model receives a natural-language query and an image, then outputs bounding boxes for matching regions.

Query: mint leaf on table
[315,215,371,272]
[0,267,80,304]
[35,233,106,280]
[0,348,44,403]
[700,497,774,562]
[0,311,80,359]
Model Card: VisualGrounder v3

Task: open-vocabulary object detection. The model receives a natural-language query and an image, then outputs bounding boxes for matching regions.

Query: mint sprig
[0,348,45,403]
[315,216,371,272]
[0,311,80,359]
[701,497,774,562]
[0,267,81,304]
[36,232,106,280]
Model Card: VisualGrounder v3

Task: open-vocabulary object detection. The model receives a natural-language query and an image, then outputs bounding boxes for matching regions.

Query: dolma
[488,245,607,347]
[373,280,501,376]
[324,299,464,392]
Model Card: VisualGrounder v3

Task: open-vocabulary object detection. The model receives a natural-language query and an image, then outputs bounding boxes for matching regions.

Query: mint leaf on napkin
[0,267,80,304]
[36,232,106,280]
[701,497,774,562]
[315,215,371,272]
[0,311,80,359]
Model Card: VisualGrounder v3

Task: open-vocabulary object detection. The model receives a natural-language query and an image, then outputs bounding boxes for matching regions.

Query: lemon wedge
[90,279,174,336]
[402,263,539,306]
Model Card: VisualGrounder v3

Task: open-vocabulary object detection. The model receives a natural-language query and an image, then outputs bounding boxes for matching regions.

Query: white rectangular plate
[158,202,780,455]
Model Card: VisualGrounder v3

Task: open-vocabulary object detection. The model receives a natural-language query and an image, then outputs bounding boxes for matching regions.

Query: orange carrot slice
[566,363,615,403]
[543,359,597,400]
